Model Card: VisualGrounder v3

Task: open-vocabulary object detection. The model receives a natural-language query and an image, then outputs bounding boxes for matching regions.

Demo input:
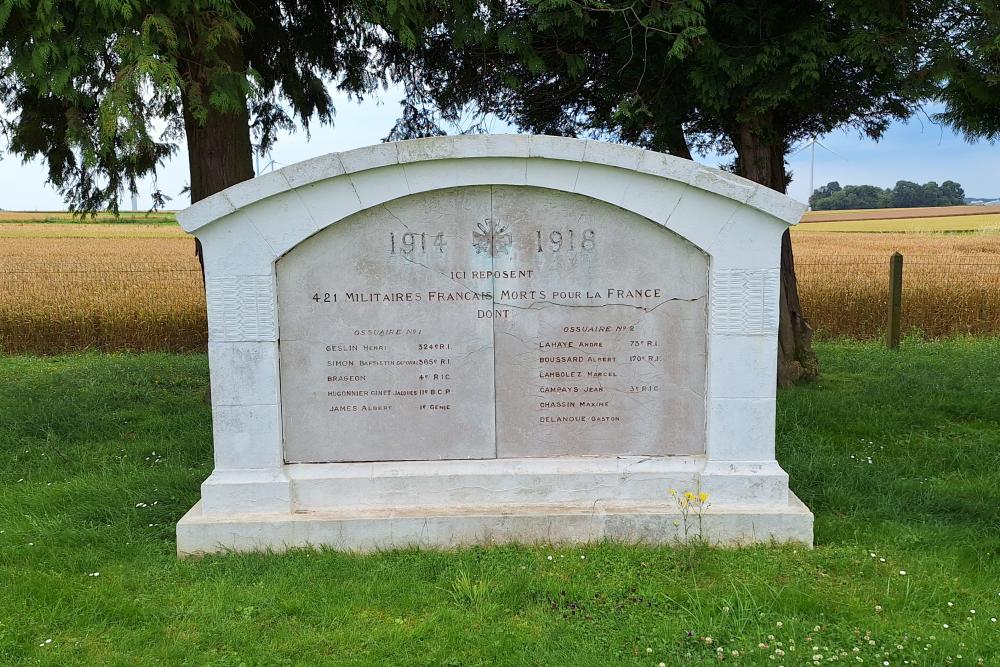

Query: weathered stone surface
[277,187,496,462]
[489,187,707,457]
[275,186,707,462]
[176,136,813,555]
[177,491,814,556]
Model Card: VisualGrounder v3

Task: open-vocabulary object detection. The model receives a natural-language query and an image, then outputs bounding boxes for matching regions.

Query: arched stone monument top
[178,134,803,240]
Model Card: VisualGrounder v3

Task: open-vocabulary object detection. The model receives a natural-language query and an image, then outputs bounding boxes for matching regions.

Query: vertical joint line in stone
[489,185,499,458]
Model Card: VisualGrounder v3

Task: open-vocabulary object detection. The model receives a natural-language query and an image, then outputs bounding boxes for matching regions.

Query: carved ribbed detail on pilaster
[710,269,780,335]
[206,275,277,341]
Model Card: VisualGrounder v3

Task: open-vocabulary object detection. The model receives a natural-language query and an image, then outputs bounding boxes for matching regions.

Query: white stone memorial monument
[175,135,813,555]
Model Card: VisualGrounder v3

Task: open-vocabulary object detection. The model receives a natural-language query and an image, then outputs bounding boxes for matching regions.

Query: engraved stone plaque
[178,137,813,556]
[276,185,708,462]
[277,187,496,462]
[490,187,707,457]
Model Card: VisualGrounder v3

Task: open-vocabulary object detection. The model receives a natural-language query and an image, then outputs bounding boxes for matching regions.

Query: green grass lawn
[1,340,998,665]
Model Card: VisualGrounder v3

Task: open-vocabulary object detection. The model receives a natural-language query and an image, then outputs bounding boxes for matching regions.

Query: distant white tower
[792,135,842,209]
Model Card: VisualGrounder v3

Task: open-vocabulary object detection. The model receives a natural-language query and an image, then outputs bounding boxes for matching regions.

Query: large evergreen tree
[934,0,1000,140]
[386,0,940,385]
[0,0,417,208]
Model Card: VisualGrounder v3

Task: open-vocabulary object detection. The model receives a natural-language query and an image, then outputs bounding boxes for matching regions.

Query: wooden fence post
[887,251,903,349]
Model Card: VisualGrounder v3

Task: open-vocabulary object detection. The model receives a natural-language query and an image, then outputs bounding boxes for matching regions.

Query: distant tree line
[809,180,966,210]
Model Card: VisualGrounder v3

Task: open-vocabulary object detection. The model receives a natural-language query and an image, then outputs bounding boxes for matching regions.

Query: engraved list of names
[276,186,708,462]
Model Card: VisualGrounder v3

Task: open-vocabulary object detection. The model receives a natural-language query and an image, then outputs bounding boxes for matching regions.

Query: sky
[1,92,997,211]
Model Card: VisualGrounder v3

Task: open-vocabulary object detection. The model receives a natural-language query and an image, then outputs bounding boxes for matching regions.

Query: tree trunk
[178,44,255,284]
[181,99,254,205]
[658,123,693,161]
[733,122,819,387]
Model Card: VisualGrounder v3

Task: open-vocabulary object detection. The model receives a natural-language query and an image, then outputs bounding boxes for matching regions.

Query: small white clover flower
[899,570,906,576]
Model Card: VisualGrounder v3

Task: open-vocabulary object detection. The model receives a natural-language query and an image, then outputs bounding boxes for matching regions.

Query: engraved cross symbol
[472,218,512,257]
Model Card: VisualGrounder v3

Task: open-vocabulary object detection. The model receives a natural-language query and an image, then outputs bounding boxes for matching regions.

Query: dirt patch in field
[0,223,189,239]
[801,205,1000,223]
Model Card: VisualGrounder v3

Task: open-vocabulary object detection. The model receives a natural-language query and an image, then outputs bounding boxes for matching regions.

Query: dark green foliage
[0,0,420,211]
[809,179,967,209]
[933,1,1000,141]
[386,0,937,190]
[811,185,890,210]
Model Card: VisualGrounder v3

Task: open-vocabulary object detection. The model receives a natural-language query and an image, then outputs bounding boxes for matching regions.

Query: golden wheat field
[0,223,205,353]
[0,211,998,353]
[792,230,1000,339]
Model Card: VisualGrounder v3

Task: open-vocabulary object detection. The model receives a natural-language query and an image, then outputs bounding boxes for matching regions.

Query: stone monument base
[176,457,813,556]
